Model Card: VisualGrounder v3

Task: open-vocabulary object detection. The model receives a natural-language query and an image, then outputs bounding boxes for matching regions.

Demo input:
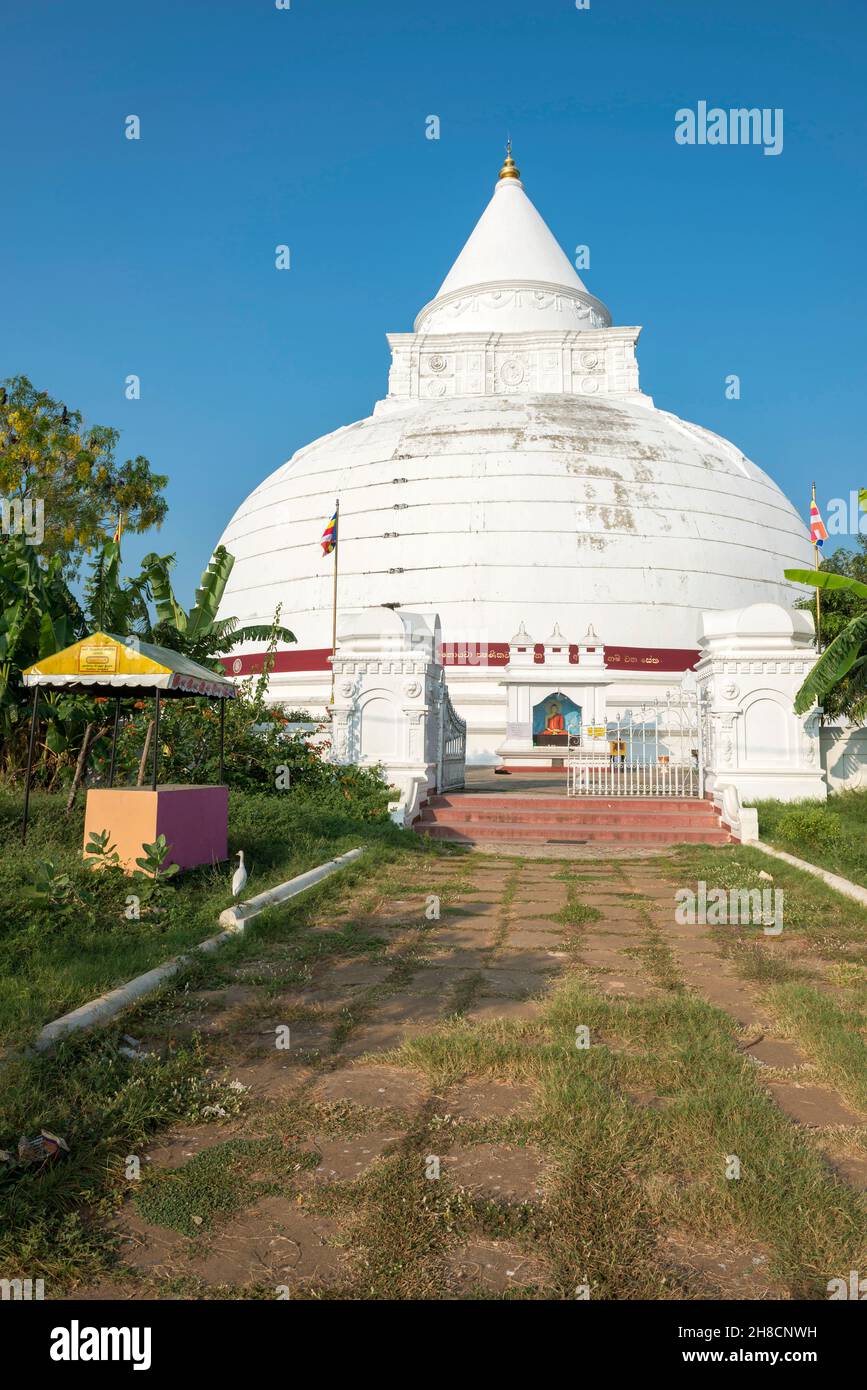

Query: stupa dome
[216,149,813,747]
[218,392,811,650]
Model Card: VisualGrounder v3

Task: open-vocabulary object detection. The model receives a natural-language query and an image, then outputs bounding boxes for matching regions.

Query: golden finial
[498,139,521,181]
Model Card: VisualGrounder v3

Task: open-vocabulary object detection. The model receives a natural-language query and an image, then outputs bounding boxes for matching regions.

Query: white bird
[232,850,248,899]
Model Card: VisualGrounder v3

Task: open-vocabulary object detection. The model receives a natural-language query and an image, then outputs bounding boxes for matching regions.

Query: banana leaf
[224,622,296,647]
[784,568,867,601]
[793,611,867,713]
[186,546,235,640]
[141,552,186,631]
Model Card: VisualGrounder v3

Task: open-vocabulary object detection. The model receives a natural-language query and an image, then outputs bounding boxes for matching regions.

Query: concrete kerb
[754,840,867,909]
[32,847,365,1054]
[217,848,364,928]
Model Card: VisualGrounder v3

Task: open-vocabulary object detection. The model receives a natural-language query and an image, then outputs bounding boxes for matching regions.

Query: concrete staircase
[414,794,731,846]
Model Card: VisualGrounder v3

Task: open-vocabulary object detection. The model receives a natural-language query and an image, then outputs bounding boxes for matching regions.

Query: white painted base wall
[820,725,867,792]
[251,665,693,764]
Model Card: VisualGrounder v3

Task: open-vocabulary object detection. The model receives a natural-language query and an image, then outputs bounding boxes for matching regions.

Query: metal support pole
[108,697,121,788]
[151,692,161,791]
[697,689,705,800]
[22,685,39,844]
[218,697,225,785]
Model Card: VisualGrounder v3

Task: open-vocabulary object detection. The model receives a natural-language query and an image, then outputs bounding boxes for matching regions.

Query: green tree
[0,375,168,574]
[785,502,867,720]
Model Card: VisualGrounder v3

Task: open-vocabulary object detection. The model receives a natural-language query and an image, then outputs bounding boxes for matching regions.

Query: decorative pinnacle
[498,139,521,181]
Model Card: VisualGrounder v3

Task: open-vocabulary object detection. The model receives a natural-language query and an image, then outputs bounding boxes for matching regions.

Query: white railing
[566,692,707,798]
[438,687,467,792]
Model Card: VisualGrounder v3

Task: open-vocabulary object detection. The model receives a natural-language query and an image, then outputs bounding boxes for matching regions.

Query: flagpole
[812,480,821,651]
[330,497,339,705]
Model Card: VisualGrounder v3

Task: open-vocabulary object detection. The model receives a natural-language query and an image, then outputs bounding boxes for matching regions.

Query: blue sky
[3,0,866,599]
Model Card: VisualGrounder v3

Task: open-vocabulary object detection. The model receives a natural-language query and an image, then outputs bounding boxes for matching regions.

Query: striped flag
[810,496,828,549]
[320,509,338,556]
[112,512,124,544]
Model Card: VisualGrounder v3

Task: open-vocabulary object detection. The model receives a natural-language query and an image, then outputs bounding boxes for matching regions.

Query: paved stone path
[78,848,866,1301]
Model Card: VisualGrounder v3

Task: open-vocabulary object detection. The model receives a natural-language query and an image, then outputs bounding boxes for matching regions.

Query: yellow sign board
[78,644,118,674]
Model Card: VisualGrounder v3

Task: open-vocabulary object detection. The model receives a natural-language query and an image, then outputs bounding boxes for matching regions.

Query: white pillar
[695,602,826,803]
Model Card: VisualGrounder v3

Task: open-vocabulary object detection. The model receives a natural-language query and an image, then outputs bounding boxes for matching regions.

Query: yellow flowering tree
[0,375,168,574]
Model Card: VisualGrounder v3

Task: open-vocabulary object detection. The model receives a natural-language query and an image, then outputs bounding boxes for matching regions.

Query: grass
[0,1035,250,1284]
[656,841,867,1122]
[0,786,417,1047]
[765,984,867,1112]
[662,842,867,959]
[376,972,865,1299]
[749,789,867,887]
[0,827,446,1285]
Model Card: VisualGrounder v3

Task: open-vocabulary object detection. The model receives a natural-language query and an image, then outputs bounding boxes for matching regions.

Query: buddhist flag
[810,496,828,549]
[321,509,338,556]
[112,512,124,544]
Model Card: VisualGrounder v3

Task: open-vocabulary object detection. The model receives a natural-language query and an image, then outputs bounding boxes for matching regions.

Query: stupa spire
[413,147,612,334]
[498,139,521,182]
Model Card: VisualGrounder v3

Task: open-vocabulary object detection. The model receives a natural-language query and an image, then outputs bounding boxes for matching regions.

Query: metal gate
[566,690,707,798]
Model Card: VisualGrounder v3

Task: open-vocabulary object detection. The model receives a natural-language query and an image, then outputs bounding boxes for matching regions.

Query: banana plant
[143,545,295,665]
[83,537,155,637]
[785,496,867,720]
[0,535,83,773]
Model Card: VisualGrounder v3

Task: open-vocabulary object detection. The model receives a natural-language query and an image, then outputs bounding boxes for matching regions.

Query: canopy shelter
[21,632,236,843]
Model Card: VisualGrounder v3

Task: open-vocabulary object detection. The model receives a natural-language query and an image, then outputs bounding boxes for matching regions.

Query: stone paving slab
[766,1083,864,1129]
[494,948,564,974]
[446,1240,550,1296]
[824,1154,867,1190]
[583,930,645,946]
[339,1023,429,1058]
[438,1079,537,1121]
[301,1132,400,1183]
[480,970,552,998]
[428,947,492,970]
[463,998,543,1024]
[411,964,480,993]
[467,844,665,860]
[661,1235,788,1300]
[596,976,660,1000]
[506,928,566,949]
[581,945,644,969]
[441,1144,547,1203]
[741,1039,807,1069]
[325,960,394,989]
[428,925,497,946]
[311,1065,429,1113]
[372,992,446,1027]
[187,1200,348,1287]
[226,1055,316,1098]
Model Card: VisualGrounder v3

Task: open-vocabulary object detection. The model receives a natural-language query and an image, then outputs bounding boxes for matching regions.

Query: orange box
[84,785,229,873]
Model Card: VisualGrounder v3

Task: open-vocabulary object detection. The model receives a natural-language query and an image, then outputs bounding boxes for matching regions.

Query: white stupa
[217,146,813,761]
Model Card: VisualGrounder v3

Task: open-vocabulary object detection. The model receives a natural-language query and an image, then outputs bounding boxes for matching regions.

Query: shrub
[775,806,845,852]
[106,685,390,815]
